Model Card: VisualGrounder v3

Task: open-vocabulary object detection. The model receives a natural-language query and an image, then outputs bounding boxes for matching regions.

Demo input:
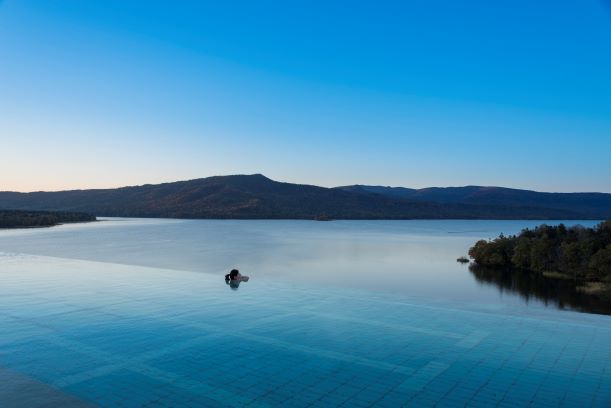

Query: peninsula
[468,221,611,299]
[0,210,96,229]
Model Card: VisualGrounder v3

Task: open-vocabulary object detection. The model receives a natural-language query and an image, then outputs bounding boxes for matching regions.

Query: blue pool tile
[0,254,610,407]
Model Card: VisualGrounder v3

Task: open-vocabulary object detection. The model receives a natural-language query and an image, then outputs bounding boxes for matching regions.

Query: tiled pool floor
[0,253,609,407]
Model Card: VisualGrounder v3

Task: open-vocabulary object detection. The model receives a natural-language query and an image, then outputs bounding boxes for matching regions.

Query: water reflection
[468,264,611,315]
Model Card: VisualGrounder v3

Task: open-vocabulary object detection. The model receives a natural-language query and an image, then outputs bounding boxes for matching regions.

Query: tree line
[468,221,611,282]
[0,210,96,228]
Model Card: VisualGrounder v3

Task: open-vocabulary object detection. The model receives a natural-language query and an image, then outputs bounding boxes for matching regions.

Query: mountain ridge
[0,174,609,220]
[337,184,611,219]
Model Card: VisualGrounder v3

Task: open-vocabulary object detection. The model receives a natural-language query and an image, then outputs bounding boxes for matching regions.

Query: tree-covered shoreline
[0,210,96,229]
[468,221,611,297]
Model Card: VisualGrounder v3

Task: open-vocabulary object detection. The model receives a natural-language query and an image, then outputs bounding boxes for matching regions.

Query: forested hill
[0,174,607,220]
[339,185,611,219]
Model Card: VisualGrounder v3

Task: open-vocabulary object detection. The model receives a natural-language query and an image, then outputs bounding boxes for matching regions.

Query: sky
[1,0,611,193]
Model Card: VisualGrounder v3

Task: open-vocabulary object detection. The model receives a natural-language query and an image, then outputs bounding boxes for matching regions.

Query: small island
[314,214,333,221]
[0,210,96,229]
[468,221,611,300]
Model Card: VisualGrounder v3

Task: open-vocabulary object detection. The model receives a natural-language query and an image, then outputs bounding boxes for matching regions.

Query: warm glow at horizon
[2,1,611,194]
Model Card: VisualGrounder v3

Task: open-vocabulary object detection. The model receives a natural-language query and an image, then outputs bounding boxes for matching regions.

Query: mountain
[338,185,611,219]
[0,174,607,219]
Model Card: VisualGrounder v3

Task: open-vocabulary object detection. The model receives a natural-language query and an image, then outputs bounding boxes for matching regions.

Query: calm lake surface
[0,218,603,314]
[2,218,610,407]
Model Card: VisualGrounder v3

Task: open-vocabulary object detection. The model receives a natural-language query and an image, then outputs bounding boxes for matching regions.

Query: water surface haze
[0,218,602,314]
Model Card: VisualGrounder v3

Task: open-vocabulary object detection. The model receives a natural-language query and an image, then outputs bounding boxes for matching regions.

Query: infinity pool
[0,253,609,407]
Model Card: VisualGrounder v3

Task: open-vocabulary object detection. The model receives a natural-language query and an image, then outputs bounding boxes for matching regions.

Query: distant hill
[338,185,611,219]
[0,174,607,220]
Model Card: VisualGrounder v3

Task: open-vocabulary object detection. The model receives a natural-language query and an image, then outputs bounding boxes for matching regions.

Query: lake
[0,218,604,313]
[1,218,610,407]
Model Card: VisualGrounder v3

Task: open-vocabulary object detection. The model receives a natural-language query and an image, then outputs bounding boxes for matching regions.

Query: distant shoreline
[0,220,99,230]
[0,210,97,229]
[97,216,603,222]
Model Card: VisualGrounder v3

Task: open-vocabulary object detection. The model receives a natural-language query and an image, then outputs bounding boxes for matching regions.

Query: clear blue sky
[1,0,611,192]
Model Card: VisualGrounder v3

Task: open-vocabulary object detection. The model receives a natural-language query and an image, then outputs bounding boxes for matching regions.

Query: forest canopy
[468,221,611,283]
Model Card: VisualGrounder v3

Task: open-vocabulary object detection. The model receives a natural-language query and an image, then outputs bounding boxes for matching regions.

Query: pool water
[0,253,609,407]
